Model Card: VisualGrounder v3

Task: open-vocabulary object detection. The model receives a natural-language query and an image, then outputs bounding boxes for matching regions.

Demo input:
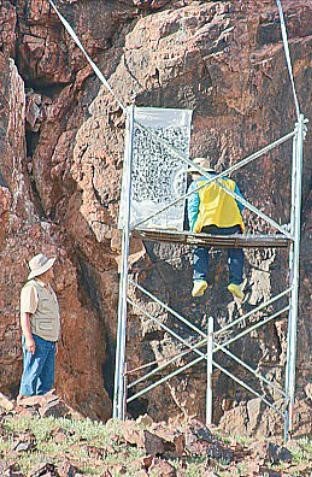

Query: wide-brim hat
[28,253,56,280]
[188,157,215,173]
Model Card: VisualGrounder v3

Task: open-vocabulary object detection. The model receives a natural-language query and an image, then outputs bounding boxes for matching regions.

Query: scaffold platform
[134,228,290,249]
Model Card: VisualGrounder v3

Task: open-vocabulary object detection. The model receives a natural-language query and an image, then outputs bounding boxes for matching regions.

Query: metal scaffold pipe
[284,113,306,439]
[206,317,214,426]
[113,105,135,419]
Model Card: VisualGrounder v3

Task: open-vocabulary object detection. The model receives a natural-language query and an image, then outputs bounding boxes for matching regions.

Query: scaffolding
[47,0,308,441]
[113,105,307,440]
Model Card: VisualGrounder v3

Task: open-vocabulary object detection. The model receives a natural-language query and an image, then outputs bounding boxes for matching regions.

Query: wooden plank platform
[133,228,290,248]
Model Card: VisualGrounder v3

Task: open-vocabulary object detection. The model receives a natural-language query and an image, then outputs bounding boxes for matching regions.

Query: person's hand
[55,343,58,356]
[26,337,36,354]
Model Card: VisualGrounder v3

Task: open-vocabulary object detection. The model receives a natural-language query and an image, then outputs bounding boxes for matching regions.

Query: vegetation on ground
[0,414,311,476]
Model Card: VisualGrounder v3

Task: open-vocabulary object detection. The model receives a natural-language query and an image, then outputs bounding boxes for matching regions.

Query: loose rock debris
[0,393,310,477]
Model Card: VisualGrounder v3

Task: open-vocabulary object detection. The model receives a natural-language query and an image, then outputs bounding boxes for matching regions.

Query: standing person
[187,157,245,300]
[18,253,60,400]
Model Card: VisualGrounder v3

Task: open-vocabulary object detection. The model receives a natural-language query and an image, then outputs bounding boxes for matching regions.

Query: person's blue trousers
[19,334,56,396]
[193,225,244,285]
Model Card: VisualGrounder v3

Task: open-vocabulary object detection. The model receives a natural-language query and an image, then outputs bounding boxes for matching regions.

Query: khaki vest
[24,280,60,342]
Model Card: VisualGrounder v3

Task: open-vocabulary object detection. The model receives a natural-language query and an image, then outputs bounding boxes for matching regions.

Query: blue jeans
[193,225,244,285]
[19,334,56,396]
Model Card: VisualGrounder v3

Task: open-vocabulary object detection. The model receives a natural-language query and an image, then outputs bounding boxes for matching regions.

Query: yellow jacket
[187,175,245,233]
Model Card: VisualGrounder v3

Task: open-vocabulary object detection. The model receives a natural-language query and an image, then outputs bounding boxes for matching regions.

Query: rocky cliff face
[0,0,311,434]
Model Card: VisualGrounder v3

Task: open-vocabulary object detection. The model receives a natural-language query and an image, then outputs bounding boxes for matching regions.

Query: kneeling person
[19,253,60,398]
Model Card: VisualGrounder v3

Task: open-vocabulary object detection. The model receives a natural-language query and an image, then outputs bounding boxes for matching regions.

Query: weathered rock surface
[0,45,110,419]
[0,0,312,433]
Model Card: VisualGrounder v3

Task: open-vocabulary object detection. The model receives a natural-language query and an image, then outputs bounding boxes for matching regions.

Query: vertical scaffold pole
[113,105,135,419]
[285,114,304,439]
[206,316,214,426]
[284,126,297,440]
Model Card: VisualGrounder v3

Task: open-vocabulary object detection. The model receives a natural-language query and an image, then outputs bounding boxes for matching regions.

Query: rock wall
[0,0,311,434]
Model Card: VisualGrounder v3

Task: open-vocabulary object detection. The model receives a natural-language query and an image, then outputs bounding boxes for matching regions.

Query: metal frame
[113,109,307,440]
[113,105,135,419]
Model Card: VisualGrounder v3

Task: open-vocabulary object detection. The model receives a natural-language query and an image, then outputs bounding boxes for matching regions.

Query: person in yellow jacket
[187,157,245,300]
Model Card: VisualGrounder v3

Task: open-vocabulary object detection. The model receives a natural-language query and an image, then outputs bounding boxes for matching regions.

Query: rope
[276,0,301,120]
[48,0,126,114]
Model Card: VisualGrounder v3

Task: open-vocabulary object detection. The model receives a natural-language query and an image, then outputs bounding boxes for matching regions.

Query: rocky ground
[0,0,312,433]
[0,392,311,477]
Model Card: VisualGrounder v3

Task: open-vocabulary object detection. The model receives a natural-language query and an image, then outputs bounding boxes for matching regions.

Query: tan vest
[24,280,60,342]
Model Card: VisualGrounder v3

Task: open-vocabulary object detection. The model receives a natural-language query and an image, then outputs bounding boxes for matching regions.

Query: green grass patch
[1,415,145,475]
[289,437,312,465]
[1,415,312,476]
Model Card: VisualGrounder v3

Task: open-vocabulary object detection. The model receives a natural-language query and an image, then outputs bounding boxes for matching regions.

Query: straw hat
[188,157,215,173]
[28,253,56,280]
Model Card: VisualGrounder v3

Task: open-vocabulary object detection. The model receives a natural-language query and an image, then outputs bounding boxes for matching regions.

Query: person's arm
[21,313,36,354]
[234,183,244,213]
[20,284,38,354]
[187,181,200,231]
